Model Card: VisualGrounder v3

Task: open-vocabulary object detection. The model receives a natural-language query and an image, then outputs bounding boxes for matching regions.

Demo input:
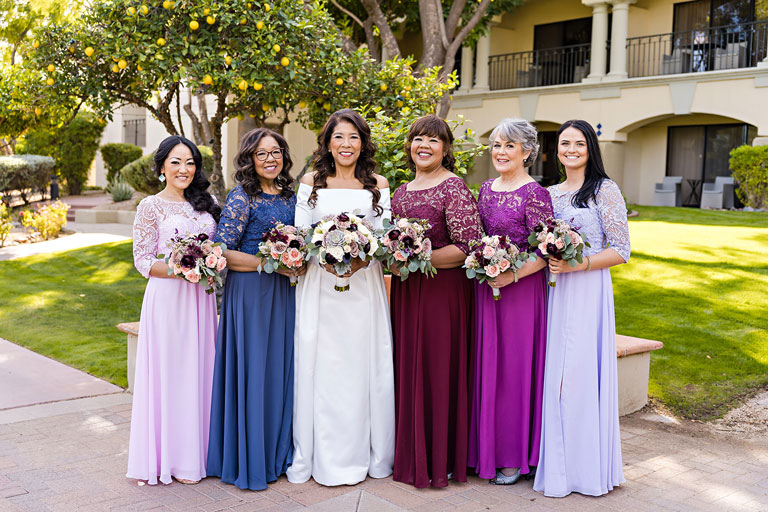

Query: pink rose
[421,238,432,255]
[482,245,495,258]
[288,248,301,261]
[571,233,583,246]
[205,254,217,268]
[499,259,511,272]
[555,239,565,250]
[397,218,409,228]
[213,245,223,257]
[185,271,201,284]
[216,257,227,272]
[281,252,293,266]
[539,242,548,255]
[486,264,501,278]
[284,225,297,235]
[394,250,408,262]
[545,232,556,245]
[413,242,422,254]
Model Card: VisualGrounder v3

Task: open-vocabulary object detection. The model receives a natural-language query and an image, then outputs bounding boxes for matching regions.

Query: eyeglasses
[254,149,284,161]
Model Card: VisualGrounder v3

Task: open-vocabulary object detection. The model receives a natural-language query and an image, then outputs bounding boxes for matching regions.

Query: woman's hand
[276,262,308,278]
[548,257,586,275]
[386,261,403,277]
[488,270,517,289]
[324,257,368,277]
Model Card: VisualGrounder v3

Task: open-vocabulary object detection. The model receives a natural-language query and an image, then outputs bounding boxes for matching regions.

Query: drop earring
[158,174,166,182]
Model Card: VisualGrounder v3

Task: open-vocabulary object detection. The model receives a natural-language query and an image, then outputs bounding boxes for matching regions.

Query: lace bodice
[294,183,391,230]
[391,176,483,254]
[132,195,218,278]
[477,180,553,251]
[548,179,631,262]
[213,185,296,255]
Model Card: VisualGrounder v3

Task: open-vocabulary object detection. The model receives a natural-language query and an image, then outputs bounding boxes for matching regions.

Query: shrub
[122,145,214,195]
[110,179,134,202]
[730,145,768,210]
[100,143,143,183]
[19,200,69,239]
[0,154,55,204]
[0,203,13,247]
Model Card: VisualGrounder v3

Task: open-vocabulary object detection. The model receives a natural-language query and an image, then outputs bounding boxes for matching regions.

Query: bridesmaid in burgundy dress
[468,119,552,485]
[390,114,483,488]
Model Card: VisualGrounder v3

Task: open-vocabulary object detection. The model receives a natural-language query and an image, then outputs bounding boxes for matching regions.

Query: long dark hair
[154,135,221,222]
[405,114,456,172]
[234,128,294,199]
[557,120,610,208]
[308,109,382,216]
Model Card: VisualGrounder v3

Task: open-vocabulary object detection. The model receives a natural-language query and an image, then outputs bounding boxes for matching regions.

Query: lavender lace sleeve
[445,178,483,254]
[213,186,250,250]
[132,197,160,279]
[596,180,631,262]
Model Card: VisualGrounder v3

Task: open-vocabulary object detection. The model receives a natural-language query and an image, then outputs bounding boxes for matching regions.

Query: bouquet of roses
[376,217,436,281]
[464,235,534,300]
[158,232,227,294]
[258,222,309,286]
[306,212,379,292]
[527,218,590,287]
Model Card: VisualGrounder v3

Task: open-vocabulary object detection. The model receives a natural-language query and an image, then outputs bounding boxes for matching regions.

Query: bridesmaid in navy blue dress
[207,128,301,490]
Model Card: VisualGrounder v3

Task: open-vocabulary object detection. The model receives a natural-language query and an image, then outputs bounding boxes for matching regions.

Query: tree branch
[360,0,401,60]
[447,0,492,57]
[445,0,468,40]
[330,0,365,28]
[364,18,380,61]
[175,85,185,138]
[434,0,449,50]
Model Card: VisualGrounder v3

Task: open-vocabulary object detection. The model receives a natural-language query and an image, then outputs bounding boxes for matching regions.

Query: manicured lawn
[0,241,143,388]
[613,205,768,420]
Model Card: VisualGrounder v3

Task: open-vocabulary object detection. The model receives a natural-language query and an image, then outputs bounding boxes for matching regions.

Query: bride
[287,109,395,486]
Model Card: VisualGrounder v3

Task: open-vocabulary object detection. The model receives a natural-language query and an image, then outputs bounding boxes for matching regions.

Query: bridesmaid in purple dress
[469,119,552,485]
[391,115,483,488]
[128,136,221,485]
[534,120,630,497]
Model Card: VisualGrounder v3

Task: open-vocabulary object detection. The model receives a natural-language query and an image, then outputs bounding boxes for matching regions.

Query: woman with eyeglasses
[206,128,303,490]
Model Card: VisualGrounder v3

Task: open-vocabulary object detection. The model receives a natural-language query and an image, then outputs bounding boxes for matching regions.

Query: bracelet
[585,255,592,272]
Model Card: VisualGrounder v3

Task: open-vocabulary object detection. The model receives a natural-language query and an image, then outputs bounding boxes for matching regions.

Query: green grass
[613,205,768,420]
[0,241,143,388]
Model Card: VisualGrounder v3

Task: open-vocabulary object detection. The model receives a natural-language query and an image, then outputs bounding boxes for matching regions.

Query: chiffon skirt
[126,277,217,485]
[206,270,294,490]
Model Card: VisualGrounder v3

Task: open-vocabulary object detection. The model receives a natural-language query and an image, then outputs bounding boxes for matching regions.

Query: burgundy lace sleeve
[444,178,483,254]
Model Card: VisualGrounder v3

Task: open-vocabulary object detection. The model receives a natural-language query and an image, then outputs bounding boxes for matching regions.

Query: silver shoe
[489,468,521,485]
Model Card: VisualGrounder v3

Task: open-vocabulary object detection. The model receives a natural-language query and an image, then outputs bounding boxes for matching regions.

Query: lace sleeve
[445,178,484,254]
[295,183,313,229]
[374,188,391,230]
[133,197,160,279]
[213,186,249,250]
[524,185,554,253]
[596,180,631,262]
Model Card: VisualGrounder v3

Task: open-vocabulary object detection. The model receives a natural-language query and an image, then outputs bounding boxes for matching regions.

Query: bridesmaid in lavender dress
[127,136,221,485]
[534,120,630,497]
[391,115,484,488]
[469,119,552,485]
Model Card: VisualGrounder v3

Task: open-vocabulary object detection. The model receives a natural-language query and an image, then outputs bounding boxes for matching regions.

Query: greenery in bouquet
[376,217,436,281]
[258,222,309,286]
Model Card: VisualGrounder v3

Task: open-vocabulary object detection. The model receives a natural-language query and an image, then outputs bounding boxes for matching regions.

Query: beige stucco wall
[627,0,676,39]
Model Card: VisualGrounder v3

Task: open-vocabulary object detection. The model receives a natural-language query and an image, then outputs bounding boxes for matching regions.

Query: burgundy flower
[401,235,414,248]
[349,223,358,232]
[180,254,195,269]
[547,242,558,255]
[388,229,401,240]
[196,233,209,241]
[325,253,338,264]
[289,239,301,249]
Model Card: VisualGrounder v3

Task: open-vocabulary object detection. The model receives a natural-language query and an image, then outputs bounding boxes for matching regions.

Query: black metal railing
[627,20,768,78]
[489,43,591,90]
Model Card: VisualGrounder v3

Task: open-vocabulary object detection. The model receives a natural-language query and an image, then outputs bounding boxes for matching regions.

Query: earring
[158,174,166,182]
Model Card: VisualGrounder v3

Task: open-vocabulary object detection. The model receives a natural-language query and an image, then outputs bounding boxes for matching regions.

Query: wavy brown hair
[405,114,456,172]
[234,128,294,199]
[308,109,382,216]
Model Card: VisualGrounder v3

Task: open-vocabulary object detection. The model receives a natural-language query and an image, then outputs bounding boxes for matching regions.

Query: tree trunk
[360,0,401,60]
[417,0,445,69]
[208,94,228,202]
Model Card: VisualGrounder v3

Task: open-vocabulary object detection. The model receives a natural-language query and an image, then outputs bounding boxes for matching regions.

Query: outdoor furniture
[700,176,736,209]
[662,48,691,75]
[714,42,747,70]
[653,176,683,207]
[685,178,703,206]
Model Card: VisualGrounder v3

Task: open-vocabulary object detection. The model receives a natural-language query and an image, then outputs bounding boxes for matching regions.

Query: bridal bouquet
[527,218,590,287]
[376,217,436,281]
[464,234,533,300]
[306,212,379,292]
[258,222,309,286]
[159,232,227,294]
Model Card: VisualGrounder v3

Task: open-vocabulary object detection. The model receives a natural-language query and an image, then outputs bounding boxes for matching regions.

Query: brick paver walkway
[1,395,766,511]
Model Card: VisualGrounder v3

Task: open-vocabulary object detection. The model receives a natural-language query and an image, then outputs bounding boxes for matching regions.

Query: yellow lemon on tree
[280,57,290,67]
[85,47,94,57]
[137,64,143,71]
[240,18,246,24]
[322,101,331,111]
[68,46,75,53]
[46,77,54,85]
[206,16,215,25]
[256,20,264,29]
[189,20,199,30]
[112,64,120,72]
[396,100,404,107]
[298,100,307,109]
[32,40,40,48]
[264,3,271,12]
[127,6,135,15]
[34,107,42,116]
[224,55,232,65]
[380,83,387,92]
[262,103,271,112]
[203,74,213,85]
[405,85,412,91]
[157,37,166,46]
[203,8,210,15]
[118,59,127,69]
[238,79,248,91]
[253,82,263,91]
[163,0,173,9]
[247,2,252,7]
[237,113,244,120]
[335,78,343,86]
[47,64,55,72]
[272,44,280,53]
[140,5,148,15]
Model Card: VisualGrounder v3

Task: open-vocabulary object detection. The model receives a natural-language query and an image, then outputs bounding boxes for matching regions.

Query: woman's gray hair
[489,118,540,167]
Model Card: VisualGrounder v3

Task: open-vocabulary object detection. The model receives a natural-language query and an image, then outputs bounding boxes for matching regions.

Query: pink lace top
[391,176,483,254]
[132,195,218,278]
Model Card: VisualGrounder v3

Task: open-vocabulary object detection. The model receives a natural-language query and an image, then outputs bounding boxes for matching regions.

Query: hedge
[730,144,768,210]
[0,154,55,204]
[101,143,143,183]
[122,146,214,195]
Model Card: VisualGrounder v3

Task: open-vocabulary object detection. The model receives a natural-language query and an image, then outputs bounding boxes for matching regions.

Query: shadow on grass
[630,205,768,228]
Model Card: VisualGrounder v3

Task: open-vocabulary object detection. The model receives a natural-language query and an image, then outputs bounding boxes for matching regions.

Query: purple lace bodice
[391,176,483,254]
[477,180,553,251]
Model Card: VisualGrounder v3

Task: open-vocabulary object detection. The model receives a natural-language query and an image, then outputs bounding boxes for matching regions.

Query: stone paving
[1,392,767,512]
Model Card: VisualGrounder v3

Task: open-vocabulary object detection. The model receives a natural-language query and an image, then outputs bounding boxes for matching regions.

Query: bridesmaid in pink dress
[127,136,221,485]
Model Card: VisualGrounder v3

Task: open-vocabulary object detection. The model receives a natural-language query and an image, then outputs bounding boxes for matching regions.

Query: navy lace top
[213,185,297,255]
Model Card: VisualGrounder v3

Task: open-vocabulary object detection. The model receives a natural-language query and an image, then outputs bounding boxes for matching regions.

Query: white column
[606,0,636,80]
[582,1,610,82]
[459,46,474,92]
[473,33,491,92]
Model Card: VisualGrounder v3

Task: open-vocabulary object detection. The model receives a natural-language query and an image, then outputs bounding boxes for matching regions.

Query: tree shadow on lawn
[630,205,768,228]
[613,252,768,420]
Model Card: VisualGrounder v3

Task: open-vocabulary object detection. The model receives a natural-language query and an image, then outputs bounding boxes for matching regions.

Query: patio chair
[700,177,735,209]
[653,176,683,207]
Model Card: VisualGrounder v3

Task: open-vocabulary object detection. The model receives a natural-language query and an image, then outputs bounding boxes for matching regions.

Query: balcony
[488,43,591,90]
[627,20,768,78]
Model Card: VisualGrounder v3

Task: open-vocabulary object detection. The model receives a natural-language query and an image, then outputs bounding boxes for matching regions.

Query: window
[123,119,146,147]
